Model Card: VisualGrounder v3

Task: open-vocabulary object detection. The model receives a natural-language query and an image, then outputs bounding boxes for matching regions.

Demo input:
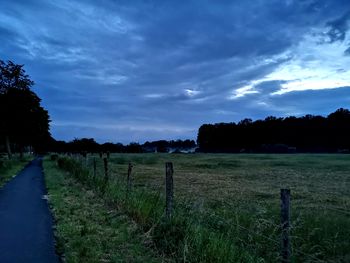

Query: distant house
[169,147,197,154]
[142,139,197,153]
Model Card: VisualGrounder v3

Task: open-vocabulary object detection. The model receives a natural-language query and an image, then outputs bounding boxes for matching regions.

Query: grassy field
[0,155,33,188]
[54,153,350,262]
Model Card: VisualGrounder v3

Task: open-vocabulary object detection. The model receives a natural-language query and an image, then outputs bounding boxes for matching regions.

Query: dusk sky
[1,0,350,143]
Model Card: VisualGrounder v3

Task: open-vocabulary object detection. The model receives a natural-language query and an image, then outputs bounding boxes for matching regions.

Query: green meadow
[46,153,350,262]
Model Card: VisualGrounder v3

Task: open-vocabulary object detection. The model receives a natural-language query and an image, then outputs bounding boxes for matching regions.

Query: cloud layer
[1,0,350,143]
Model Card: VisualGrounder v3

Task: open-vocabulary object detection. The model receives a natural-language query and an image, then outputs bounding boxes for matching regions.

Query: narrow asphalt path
[0,158,59,263]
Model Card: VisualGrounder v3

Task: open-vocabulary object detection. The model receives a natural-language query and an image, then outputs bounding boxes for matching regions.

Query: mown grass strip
[43,158,163,263]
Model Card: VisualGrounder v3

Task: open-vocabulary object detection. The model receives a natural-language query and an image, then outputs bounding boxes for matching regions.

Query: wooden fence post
[84,152,88,167]
[165,162,174,219]
[80,153,84,166]
[103,158,109,193]
[93,158,96,181]
[127,162,133,193]
[281,189,291,263]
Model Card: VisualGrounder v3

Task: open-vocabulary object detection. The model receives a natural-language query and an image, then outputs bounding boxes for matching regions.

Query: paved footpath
[0,158,59,263]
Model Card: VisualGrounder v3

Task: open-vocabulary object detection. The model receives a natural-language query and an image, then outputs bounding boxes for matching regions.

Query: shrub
[51,154,59,161]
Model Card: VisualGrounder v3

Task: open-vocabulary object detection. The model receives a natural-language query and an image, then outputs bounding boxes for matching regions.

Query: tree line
[197,108,350,153]
[50,138,196,154]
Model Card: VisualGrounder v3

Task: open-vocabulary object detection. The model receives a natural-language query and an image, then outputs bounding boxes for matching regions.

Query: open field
[54,153,350,262]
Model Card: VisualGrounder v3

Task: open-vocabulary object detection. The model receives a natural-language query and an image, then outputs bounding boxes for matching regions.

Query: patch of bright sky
[77,71,128,85]
[185,89,200,97]
[229,85,259,99]
[144,93,165,99]
[230,27,350,99]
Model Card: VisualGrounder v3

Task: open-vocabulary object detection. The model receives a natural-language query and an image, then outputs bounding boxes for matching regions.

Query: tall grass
[0,154,33,187]
[55,154,350,262]
[56,156,264,262]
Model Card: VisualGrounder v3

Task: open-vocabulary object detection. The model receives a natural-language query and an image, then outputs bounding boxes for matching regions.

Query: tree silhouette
[0,60,34,93]
[197,108,350,153]
[0,60,51,158]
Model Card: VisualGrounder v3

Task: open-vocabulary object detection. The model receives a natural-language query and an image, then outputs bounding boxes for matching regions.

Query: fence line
[82,155,349,217]
[56,154,341,263]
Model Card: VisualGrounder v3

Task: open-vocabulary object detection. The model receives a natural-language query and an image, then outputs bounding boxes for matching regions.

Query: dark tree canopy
[197,108,350,153]
[50,138,196,154]
[0,60,34,93]
[0,60,51,156]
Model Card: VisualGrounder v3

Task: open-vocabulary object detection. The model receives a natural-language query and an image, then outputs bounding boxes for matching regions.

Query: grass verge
[0,155,33,188]
[43,157,163,263]
[54,156,263,262]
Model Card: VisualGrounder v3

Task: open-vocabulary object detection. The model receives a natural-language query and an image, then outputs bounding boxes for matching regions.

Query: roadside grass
[43,158,163,263]
[56,154,350,262]
[55,156,260,262]
[0,155,33,188]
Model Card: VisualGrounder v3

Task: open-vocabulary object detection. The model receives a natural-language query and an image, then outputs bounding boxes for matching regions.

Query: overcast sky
[1,0,350,143]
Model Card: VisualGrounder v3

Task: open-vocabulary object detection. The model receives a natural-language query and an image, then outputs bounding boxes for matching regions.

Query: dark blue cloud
[254,80,286,94]
[345,47,350,56]
[0,0,349,143]
[326,11,350,42]
[270,86,350,115]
